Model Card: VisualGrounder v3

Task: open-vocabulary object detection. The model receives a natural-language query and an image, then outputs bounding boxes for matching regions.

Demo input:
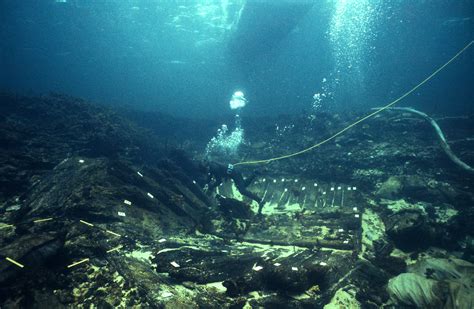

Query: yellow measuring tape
[233,40,474,167]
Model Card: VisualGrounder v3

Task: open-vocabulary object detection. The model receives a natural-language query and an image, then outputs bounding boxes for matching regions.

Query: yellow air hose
[233,40,474,167]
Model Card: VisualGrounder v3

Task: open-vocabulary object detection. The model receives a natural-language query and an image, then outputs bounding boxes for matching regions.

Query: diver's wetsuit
[206,161,263,213]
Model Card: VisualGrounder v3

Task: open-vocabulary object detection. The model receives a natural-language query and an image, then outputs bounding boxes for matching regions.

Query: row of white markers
[258,178,357,209]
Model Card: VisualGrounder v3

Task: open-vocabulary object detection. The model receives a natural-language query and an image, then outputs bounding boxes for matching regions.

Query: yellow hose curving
[234,40,474,167]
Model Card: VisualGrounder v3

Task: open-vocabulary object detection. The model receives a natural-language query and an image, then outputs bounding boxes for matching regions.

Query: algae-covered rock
[433,205,458,224]
[1,93,473,308]
[385,209,434,251]
[376,176,402,199]
[444,281,474,309]
[409,258,464,281]
[216,195,253,219]
[383,198,427,214]
[387,273,443,308]
[323,285,361,309]
[388,257,474,309]
[360,208,386,260]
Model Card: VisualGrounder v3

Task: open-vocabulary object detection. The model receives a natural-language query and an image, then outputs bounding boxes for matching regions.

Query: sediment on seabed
[1,93,473,308]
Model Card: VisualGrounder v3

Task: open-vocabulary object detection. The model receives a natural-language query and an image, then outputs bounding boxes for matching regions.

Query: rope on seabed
[233,40,474,167]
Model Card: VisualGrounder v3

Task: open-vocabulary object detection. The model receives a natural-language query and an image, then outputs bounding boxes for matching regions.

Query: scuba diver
[203,91,266,214]
[204,160,265,215]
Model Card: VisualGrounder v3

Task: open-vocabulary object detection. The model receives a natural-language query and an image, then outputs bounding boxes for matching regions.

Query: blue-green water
[1,2,474,307]
[1,0,473,118]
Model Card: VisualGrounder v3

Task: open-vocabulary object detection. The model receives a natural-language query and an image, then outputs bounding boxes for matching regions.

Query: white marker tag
[291,267,298,271]
[158,238,167,243]
[161,291,173,298]
[252,264,263,271]
[319,262,328,266]
[137,171,144,177]
[118,212,126,217]
[274,263,281,267]
[78,159,85,164]
[170,261,180,268]
[123,200,132,205]
[147,192,154,199]
[354,214,360,218]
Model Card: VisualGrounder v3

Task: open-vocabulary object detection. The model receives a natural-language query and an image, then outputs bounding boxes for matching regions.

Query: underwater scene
[1,0,473,308]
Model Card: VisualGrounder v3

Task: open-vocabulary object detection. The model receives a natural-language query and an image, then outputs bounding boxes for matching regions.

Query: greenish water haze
[1,0,473,118]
